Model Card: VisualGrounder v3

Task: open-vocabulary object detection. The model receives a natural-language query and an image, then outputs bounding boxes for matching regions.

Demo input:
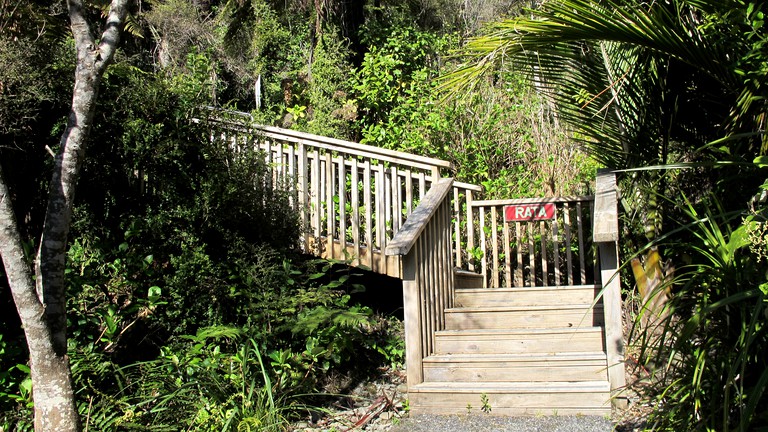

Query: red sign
[504,203,556,222]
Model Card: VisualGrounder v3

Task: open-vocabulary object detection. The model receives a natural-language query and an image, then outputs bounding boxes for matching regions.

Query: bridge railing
[464,196,596,288]
[208,114,479,278]
[385,178,455,385]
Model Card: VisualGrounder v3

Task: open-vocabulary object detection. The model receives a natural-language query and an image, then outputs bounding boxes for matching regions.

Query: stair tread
[456,284,597,293]
[446,303,602,312]
[411,381,611,393]
[423,352,607,363]
[436,326,602,336]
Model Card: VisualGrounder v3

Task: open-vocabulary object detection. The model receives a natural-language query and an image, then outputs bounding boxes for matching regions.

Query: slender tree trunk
[0,0,129,430]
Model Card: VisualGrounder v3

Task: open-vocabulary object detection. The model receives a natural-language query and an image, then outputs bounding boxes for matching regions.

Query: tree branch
[96,0,130,73]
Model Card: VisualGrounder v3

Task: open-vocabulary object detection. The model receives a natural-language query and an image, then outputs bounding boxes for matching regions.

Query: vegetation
[10,0,763,430]
[449,0,768,430]
[1,0,580,430]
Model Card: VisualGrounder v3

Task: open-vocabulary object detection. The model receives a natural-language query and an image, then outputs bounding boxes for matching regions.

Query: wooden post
[401,247,424,385]
[594,169,627,410]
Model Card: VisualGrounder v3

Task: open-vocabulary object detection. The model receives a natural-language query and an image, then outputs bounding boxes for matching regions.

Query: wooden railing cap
[593,169,619,243]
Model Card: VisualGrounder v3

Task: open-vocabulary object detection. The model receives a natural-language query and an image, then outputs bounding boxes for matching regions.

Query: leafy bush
[629,193,768,431]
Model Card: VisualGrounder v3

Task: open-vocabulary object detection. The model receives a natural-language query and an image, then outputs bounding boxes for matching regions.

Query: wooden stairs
[208,116,626,418]
[410,284,612,416]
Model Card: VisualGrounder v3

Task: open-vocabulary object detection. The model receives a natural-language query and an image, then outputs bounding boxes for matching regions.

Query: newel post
[401,250,424,385]
[594,169,627,409]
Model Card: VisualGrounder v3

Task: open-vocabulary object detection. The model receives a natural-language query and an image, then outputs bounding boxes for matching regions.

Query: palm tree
[443,1,768,430]
[444,0,766,169]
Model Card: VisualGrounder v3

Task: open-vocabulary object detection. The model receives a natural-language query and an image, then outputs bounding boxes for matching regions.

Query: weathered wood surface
[386,178,456,387]
[594,170,627,409]
[207,111,627,414]
[210,118,479,278]
[468,196,595,288]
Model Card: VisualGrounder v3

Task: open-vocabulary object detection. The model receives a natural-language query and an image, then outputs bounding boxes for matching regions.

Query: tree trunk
[0,0,129,430]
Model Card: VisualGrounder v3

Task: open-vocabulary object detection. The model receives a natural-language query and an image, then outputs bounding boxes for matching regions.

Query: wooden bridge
[211,112,626,416]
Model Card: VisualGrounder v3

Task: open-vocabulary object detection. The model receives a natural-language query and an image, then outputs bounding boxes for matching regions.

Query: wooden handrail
[206,112,452,173]
[472,195,594,206]
[386,178,456,386]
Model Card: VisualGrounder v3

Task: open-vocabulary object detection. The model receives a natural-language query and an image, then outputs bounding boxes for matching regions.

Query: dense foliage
[1,0,578,430]
[452,0,768,430]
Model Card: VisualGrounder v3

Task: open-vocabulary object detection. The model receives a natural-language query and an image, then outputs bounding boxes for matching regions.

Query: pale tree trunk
[0,0,128,430]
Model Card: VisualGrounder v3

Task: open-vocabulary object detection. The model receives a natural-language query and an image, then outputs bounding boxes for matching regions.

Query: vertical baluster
[491,206,499,288]
[405,170,414,216]
[364,161,372,267]
[552,207,561,286]
[351,159,360,266]
[337,156,347,254]
[298,143,308,250]
[466,191,475,272]
[326,153,334,259]
[577,201,587,285]
[376,164,386,273]
[528,223,536,286]
[479,206,487,288]
[287,144,296,208]
[515,221,523,287]
[564,202,574,285]
[540,220,548,286]
[504,220,512,287]
[453,188,461,269]
[312,150,321,245]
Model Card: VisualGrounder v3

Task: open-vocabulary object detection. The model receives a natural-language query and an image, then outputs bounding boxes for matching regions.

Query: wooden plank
[287,144,296,208]
[552,211,561,286]
[455,285,600,307]
[251,124,452,170]
[593,169,618,242]
[434,327,605,354]
[453,188,461,268]
[577,201,587,285]
[266,141,274,188]
[453,181,483,192]
[528,223,536,286]
[385,178,454,256]
[406,169,414,216]
[479,206,488,288]
[312,150,321,241]
[401,248,424,386]
[504,220,512,288]
[491,207,499,288]
[298,142,309,249]
[351,159,360,266]
[564,202,574,285]
[466,190,475,272]
[364,161,372,253]
[515,222,523,287]
[473,196,594,206]
[444,305,604,330]
[540,221,548,286]
[392,166,401,235]
[337,155,347,249]
[326,153,334,258]
[376,164,386,270]
[598,242,627,409]
[418,172,427,200]
[418,237,429,356]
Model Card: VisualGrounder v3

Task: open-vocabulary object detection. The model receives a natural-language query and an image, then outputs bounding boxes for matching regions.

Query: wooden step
[434,327,605,354]
[408,381,611,416]
[444,304,604,330]
[422,352,608,382]
[454,285,601,308]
